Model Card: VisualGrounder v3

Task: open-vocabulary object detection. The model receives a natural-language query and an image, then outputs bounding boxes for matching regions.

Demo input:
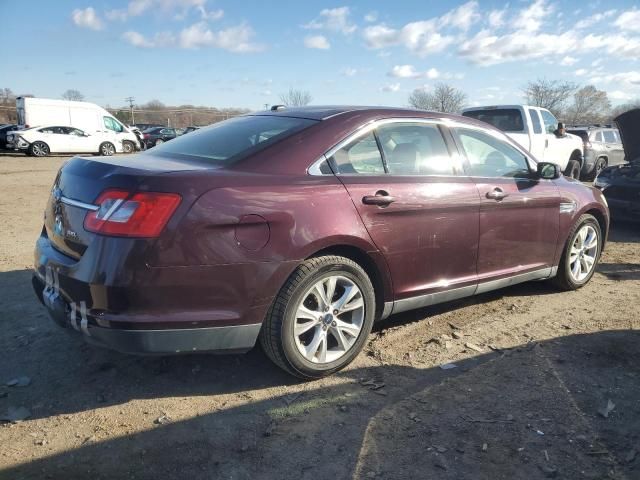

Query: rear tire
[552,214,602,291]
[260,255,376,379]
[564,159,580,179]
[99,142,116,156]
[28,141,49,157]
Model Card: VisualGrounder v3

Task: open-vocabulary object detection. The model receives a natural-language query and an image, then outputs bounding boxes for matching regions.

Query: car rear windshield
[567,130,589,142]
[462,109,525,133]
[148,115,317,164]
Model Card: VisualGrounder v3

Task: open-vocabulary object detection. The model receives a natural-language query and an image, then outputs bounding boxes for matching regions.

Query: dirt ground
[0,152,639,480]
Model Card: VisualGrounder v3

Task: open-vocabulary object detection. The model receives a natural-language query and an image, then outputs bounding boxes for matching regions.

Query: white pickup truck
[462,105,584,178]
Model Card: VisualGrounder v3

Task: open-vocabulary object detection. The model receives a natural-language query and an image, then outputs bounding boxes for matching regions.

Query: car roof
[251,105,445,121]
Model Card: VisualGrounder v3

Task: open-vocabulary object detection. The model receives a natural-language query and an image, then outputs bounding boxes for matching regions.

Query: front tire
[564,159,581,179]
[260,255,376,379]
[552,214,602,291]
[99,142,116,156]
[28,141,49,157]
[122,140,135,154]
[155,139,164,146]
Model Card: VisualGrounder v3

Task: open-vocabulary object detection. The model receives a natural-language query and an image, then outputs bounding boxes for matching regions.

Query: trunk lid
[44,153,216,259]
[614,108,640,163]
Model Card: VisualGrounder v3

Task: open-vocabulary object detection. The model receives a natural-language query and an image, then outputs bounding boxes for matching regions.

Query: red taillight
[143,133,150,139]
[84,189,181,238]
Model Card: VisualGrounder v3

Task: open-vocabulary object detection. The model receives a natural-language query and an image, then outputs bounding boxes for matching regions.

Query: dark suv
[567,126,625,180]
[33,106,609,378]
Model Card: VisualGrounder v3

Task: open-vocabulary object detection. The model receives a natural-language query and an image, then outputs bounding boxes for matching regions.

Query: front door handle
[485,187,508,201]
[362,190,396,206]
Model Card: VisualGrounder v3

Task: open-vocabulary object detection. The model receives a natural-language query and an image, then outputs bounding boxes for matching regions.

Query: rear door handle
[485,187,508,201]
[362,191,396,206]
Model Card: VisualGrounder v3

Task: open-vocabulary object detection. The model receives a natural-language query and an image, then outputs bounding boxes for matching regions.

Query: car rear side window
[595,131,604,142]
[150,115,317,164]
[328,132,385,174]
[456,127,531,178]
[603,130,616,143]
[528,109,543,134]
[376,123,454,175]
[462,109,525,133]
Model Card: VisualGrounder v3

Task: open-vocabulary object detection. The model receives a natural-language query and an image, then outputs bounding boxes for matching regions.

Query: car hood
[598,162,640,184]
[614,108,640,163]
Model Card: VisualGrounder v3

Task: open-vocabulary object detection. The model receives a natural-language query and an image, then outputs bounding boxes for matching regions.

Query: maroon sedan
[33,106,609,378]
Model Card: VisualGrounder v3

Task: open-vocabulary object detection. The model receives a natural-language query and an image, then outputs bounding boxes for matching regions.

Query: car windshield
[463,109,525,133]
[148,115,317,164]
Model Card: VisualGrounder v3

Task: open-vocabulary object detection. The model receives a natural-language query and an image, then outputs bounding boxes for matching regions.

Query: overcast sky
[2,0,639,109]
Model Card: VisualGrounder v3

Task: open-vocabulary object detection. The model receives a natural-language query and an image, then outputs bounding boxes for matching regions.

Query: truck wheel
[99,142,116,156]
[260,255,376,379]
[28,141,50,157]
[564,160,580,179]
[122,141,135,154]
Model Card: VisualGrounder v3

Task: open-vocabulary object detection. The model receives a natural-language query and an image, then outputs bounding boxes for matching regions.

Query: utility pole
[125,97,135,125]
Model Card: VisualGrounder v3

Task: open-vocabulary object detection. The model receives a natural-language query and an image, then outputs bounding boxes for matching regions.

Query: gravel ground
[0,153,639,480]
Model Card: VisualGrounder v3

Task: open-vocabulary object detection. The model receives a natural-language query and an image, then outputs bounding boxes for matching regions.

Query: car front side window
[540,110,558,134]
[328,132,385,175]
[456,127,531,178]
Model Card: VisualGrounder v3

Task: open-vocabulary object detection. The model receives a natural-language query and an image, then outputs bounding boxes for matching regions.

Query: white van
[16,97,140,153]
[462,105,584,178]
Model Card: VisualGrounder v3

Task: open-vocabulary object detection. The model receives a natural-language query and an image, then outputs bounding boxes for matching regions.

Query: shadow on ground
[1,331,639,480]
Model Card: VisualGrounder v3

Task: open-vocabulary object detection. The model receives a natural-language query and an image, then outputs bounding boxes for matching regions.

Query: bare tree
[279,88,312,107]
[565,85,611,125]
[522,79,577,117]
[408,83,467,113]
[61,89,85,101]
[610,100,640,120]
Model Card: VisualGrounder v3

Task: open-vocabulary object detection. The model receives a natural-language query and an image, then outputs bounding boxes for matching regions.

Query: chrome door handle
[486,188,508,201]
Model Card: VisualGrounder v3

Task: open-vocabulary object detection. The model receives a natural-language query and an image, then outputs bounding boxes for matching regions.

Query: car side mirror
[537,162,561,180]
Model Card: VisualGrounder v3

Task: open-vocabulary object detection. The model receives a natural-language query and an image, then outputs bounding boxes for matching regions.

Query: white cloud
[389,64,421,78]
[198,7,223,21]
[425,67,440,79]
[108,0,213,21]
[363,20,455,56]
[591,71,640,86]
[178,22,263,52]
[575,9,617,29]
[341,67,358,76]
[439,1,480,31]
[71,7,103,30]
[381,83,401,93]
[305,7,356,34]
[488,8,506,28]
[304,35,330,50]
[122,21,263,52]
[364,11,378,23]
[513,0,553,33]
[608,90,634,101]
[560,56,578,66]
[122,30,174,48]
[614,8,640,32]
[575,68,588,76]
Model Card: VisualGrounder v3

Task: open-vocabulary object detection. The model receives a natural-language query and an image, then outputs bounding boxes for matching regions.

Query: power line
[124,97,135,124]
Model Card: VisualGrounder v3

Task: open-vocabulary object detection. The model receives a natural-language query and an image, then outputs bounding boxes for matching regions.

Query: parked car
[594,109,640,221]
[7,125,120,156]
[0,124,19,149]
[142,127,178,148]
[462,105,584,178]
[133,123,164,132]
[180,126,201,135]
[567,126,625,180]
[33,106,609,378]
[16,97,141,153]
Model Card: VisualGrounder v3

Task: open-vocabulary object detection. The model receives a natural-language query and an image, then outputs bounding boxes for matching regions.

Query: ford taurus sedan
[33,106,609,378]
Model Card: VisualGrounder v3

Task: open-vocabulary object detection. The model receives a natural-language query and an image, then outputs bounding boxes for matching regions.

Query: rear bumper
[31,231,292,354]
[32,273,262,354]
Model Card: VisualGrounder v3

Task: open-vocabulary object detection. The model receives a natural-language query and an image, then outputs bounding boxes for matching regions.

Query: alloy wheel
[294,275,365,364]
[101,143,115,156]
[32,142,48,156]
[569,225,598,282]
